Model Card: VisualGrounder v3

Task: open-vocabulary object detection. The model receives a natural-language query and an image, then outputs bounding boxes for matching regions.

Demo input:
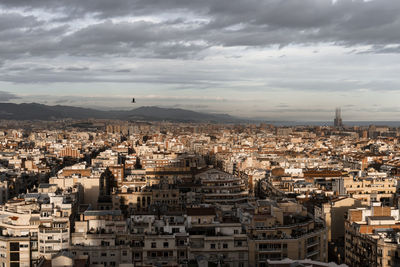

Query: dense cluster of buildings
[1,119,400,266]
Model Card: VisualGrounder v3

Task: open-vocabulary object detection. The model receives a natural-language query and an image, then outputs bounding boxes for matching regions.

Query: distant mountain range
[2,103,400,126]
[0,103,246,123]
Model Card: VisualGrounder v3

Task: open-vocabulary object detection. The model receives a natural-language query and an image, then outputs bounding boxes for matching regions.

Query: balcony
[253,228,326,241]
[40,239,69,244]
[39,249,63,254]
[258,247,282,252]
[39,229,68,234]
[306,249,320,258]
[307,241,320,248]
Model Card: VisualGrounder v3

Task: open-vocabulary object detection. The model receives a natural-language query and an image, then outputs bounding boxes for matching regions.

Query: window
[163,242,169,248]
[122,251,127,256]
[10,252,20,261]
[151,242,156,248]
[211,244,216,249]
[101,253,107,257]
[10,242,19,252]
[101,241,110,246]
[223,243,228,249]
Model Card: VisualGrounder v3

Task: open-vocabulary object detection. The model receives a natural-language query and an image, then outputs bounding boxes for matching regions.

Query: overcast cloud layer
[1,0,400,121]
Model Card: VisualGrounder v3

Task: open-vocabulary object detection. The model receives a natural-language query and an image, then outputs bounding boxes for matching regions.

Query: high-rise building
[334,108,343,128]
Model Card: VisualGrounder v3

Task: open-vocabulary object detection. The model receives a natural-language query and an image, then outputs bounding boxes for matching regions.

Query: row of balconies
[39,239,68,243]
[39,228,68,233]
[253,227,325,241]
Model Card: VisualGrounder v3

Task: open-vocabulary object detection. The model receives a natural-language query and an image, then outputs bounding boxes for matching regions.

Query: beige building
[142,235,178,266]
[247,200,328,266]
[188,230,249,267]
[345,203,400,267]
[0,186,78,264]
[50,175,100,208]
[334,176,397,205]
[186,207,249,267]
[113,179,181,214]
[71,209,133,266]
[315,197,364,242]
[40,251,89,267]
[195,169,248,204]
[0,236,31,267]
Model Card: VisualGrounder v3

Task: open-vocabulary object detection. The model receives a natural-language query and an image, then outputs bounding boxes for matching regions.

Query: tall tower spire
[334,108,343,128]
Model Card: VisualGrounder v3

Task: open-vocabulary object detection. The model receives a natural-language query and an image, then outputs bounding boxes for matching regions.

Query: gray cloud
[269,79,400,93]
[63,66,89,71]
[1,0,400,62]
[0,13,43,32]
[1,0,400,121]
[255,107,332,113]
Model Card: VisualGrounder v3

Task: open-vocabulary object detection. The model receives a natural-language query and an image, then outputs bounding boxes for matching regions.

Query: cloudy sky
[1,0,400,121]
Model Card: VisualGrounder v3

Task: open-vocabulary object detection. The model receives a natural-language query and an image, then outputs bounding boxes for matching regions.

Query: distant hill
[0,103,244,123]
[127,106,238,122]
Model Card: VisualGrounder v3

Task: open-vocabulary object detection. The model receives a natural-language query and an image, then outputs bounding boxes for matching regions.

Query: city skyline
[0,118,399,266]
[1,0,400,120]
[2,1,400,265]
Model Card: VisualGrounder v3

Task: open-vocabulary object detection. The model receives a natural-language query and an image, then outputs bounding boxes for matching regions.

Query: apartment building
[334,176,397,205]
[0,236,31,267]
[345,203,400,267]
[315,197,364,242]
[247,200,328,266]
[71,209,132,266]
[195,169,248,204]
